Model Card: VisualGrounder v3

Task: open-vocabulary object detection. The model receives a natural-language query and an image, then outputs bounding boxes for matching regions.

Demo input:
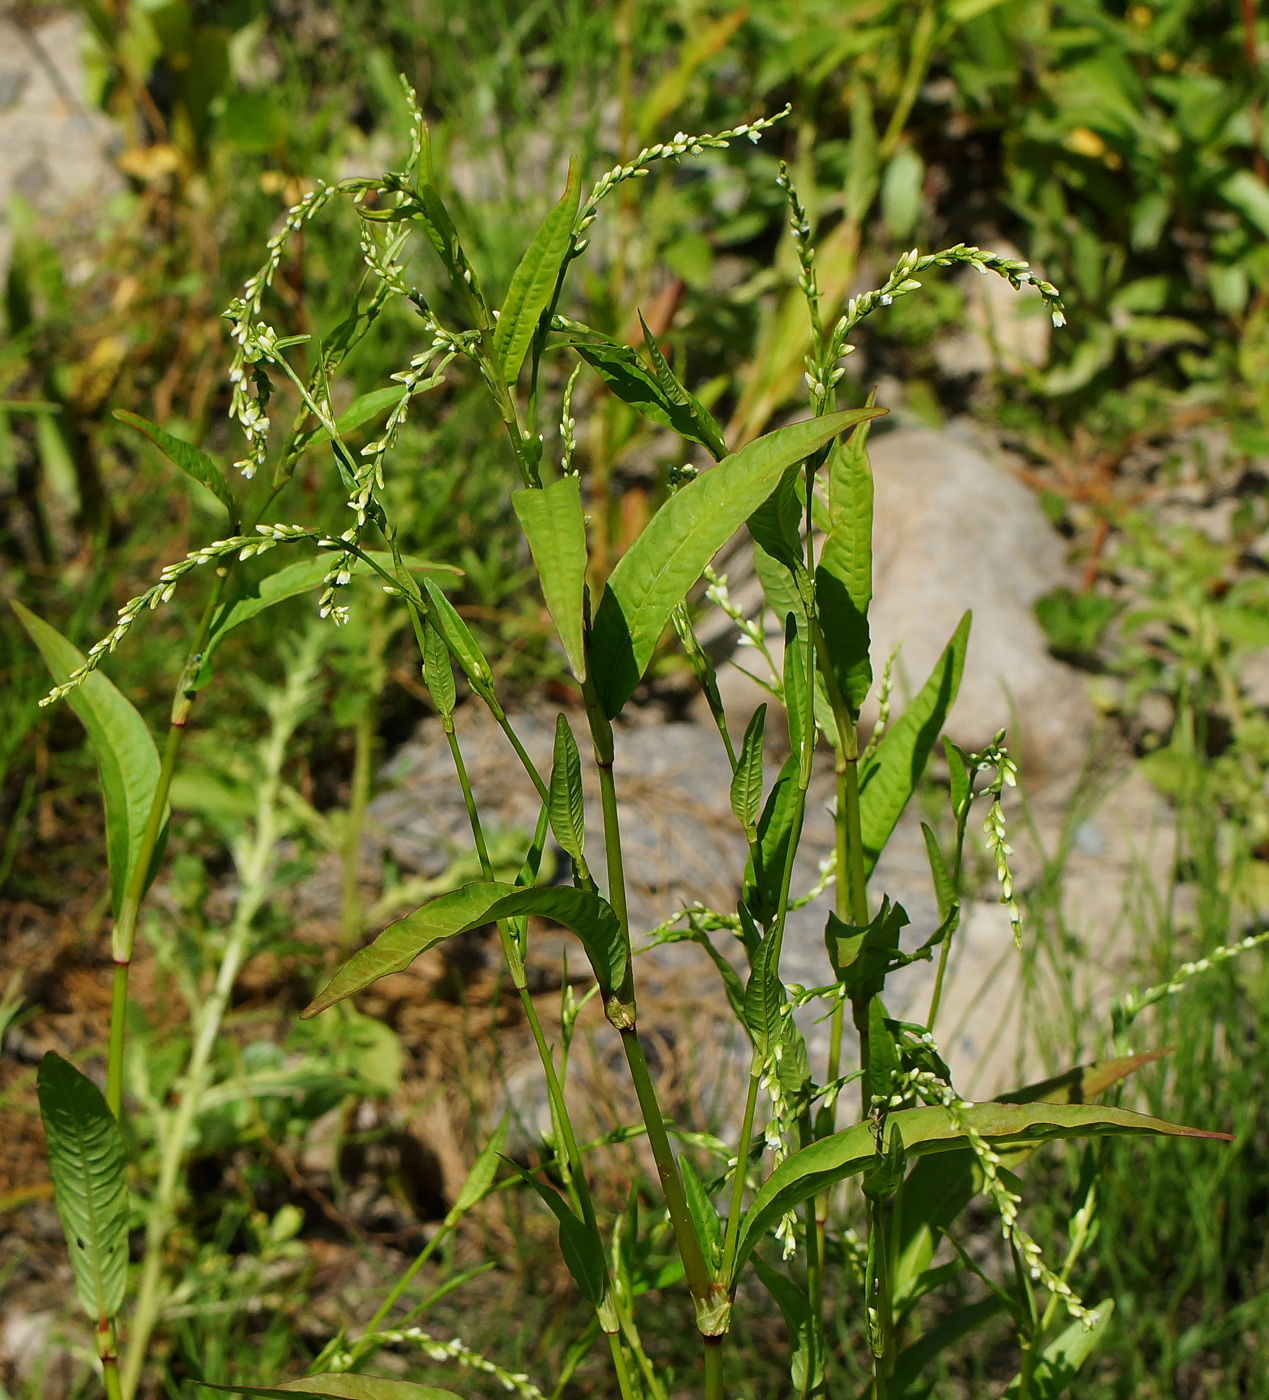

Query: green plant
[19,88,1246,1400]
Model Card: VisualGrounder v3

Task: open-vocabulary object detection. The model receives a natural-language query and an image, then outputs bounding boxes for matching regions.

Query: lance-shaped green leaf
[303,882,625,1018]
[752,1258,824,1397]
[590,409,885,717]
[783,614,811,777]
[894,1050,1170,1301]
[921,822,957,922]
[680,1155,724,1276]
[815,409,876,718]
[866,996,901,1108]
[730,1098,1227,1282]
[14,602,166,917]
[566,331,729,461]
[424,578,494,694]
[748,465,803,572]
[506,1160,606,1305]
[199,1377,463,1400]
[890,1296,1007,1395]
[115,409,235,517]
[204,552,458,663]
[512,474,588,680]
[742,754,800,925]
[301,385,411,447]
[446,1113,508,1224]
[422,618,456,719]
[548,714,587,865]
[999,1301,1114,1400]
[36,1052,129,1324]
[495,158,580,383]
[730,703,767,832]
[744,926,786,1056]
[858,612,970,873]
[638,311,727,461]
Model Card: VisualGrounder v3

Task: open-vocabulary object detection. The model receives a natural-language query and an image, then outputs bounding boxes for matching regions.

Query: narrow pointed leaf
[115,409,235,516]
[422,619,456,718]
[567,332,728,460]
[895,1050,1172,1297]
[447,1113,509,1222]
[14,601,166,917]
[424,578,493,693]
[891,1297,1007,1395]
[199,1378,463,1400]
[744,927,786,1056]
[590,409,886,717]
[752,1258,824,1397]
[548,714,587,865]
[303,882,625,1017]
[680,1155,723,1274]
[205,553,458,661]
[36,1052,129,1324]
[506,1161,606,1304]
[921,823,956,922]
[638,311,727,461]
[858,612,970,873]
[730,704,767,831]
[731,1099,1228,1281]
[815,411,876,716]
[1000,1302,1114,1399]
[513,474,588,680]
[495,158,580,383]
[743,754,800,924]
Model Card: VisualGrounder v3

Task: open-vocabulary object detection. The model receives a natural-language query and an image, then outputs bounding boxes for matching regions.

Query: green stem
[607,1333,638,1400]
[704,1336,725,1400]
[345,1225,451,1369]
[120,642,317,1400]
[339,701,374,952]
[100,1323,121,1400]
[619,1027,716,1312]
[105,567,230,1119]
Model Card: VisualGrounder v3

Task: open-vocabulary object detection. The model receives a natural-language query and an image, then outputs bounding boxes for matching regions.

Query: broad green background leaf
[1000,1302,1113,1399]
[114,409,235,516]
[305,881,624,1016]
[201,1377,463,1400]
[513,475,588,679]
[816,414,876,717]
[36,1052,129,1323]
[495,157,579,383]
[548,714,587,865]
[14,601,166,917]
[590,409,885,717]
[205,552,458,661]
[731,1099,1226,1281]
[858,612,970,872]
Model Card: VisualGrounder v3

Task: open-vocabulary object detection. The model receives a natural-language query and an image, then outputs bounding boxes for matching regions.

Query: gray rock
[0,12,122,283]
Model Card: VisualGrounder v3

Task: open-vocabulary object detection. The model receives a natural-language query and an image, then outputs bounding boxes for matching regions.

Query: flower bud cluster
[906,1065,1096,1328]
[576,106,791,235]
[828,244,1067,365]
